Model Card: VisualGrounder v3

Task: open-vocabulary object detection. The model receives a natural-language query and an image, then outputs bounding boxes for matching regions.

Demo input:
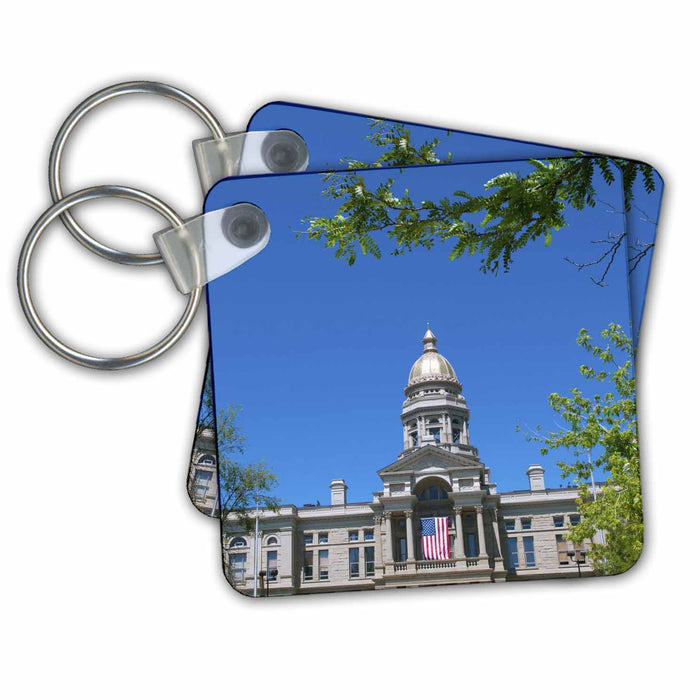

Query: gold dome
[407,326,459,385]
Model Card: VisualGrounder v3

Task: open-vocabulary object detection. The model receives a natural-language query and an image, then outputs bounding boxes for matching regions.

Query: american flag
[421,516,450,560]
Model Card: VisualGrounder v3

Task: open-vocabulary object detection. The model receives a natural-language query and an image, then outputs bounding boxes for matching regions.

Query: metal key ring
[18,185,202,370]
[49,81,226,266]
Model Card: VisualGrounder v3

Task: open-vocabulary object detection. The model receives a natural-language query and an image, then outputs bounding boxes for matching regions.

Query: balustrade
[416,560,456,570]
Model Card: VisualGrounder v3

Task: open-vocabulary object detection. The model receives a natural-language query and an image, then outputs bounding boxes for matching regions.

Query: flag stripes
[420,516,450,560]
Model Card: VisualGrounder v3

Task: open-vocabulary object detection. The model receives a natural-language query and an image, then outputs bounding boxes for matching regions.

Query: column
[475,505,488,559]
[405,510,415,561]
[385,513,394,562]
[373,516,384,570]
[490,508,502,558]
[453,506,466,559]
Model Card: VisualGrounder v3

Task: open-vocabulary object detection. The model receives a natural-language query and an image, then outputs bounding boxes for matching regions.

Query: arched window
[230,537,247,548]
[417,484,449,501]
[266,535,279,546]
[198,454,216,465]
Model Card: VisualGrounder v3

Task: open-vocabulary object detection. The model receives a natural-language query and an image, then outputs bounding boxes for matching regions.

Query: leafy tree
[193,365,279,530]
[302,120,656,284]
[520,324,642,575]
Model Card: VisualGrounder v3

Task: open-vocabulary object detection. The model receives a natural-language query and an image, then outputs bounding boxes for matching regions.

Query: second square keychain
[188,103,662,537]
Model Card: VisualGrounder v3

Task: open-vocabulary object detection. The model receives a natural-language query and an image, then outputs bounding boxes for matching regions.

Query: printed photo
[198,121,658,596]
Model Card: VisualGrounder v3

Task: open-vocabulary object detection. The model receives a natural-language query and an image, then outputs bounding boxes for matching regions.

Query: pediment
[378,444,479,476]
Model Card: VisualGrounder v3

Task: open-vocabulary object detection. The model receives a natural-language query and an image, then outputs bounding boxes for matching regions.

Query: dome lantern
[406,324,461,392]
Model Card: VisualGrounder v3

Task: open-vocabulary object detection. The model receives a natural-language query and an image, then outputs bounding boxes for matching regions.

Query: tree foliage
[302,120,656,283]
[520,324,642,575]
[195,367,279,531]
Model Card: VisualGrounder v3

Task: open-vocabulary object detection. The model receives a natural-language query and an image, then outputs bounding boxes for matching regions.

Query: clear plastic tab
[193,130,309,193]
[154,204,270,293]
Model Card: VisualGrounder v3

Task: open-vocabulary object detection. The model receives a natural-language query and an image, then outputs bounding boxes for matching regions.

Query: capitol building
[191,327,592,595]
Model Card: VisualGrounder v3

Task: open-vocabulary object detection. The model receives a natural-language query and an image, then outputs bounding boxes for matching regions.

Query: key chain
[17,80,308,369]
[18,184,202,369]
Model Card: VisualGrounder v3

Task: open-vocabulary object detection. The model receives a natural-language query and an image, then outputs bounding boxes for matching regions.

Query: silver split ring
[48,81,226,266]
[17,185,202,370]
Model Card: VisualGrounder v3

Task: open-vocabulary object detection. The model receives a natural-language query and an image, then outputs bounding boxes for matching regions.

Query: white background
[1,3,696,698]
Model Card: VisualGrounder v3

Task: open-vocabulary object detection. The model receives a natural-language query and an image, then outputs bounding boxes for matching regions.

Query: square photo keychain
[200,155,638,595]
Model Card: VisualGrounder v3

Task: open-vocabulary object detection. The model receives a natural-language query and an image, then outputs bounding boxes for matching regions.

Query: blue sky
[205,156,635,506]
[248,104,662,336]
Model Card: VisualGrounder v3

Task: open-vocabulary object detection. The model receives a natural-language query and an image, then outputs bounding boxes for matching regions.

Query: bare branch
[632,204,658,226]
[564,232,625,286]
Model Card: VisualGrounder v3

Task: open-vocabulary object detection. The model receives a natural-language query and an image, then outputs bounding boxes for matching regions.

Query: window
[570,514,581,527]
[466,532,477,558]
[507,539,519,569]
[556,535,569,565]
[523,536,536,567]
[505,519,515,531]
[304,533,313,545]
[193,469,212,500]
[319,550,329,580]
[197,454,216,465]
[429,427,441,442]
[396,537,408,562]
[267,551,278,581]
[319,532,328,544]
[230,537,246,548]
[266,535,278,546]
[365,547,375,576]
[363,529,374,541]
[418,485,448,501]
[349,548,360,578]
[230,553,246,584]
[303,551,313,581]
[349,530,359,542]
[521,518,532,530]
[410,432,418,446]
[553,516,565,528]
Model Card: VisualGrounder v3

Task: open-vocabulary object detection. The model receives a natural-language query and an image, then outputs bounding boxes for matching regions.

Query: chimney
[526,465,545,491]
[330,479,348,505]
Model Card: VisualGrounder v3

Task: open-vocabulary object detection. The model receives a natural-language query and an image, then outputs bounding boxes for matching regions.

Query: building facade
[189,427,220,517]
[218,327,592,595]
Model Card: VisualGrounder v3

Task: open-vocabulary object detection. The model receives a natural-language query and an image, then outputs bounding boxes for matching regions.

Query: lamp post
[567,549,586,577]
[253,493,260,598]
[258,570,267,597]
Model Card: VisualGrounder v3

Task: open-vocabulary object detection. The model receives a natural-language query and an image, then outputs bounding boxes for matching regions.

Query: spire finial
[422,324,438,353]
